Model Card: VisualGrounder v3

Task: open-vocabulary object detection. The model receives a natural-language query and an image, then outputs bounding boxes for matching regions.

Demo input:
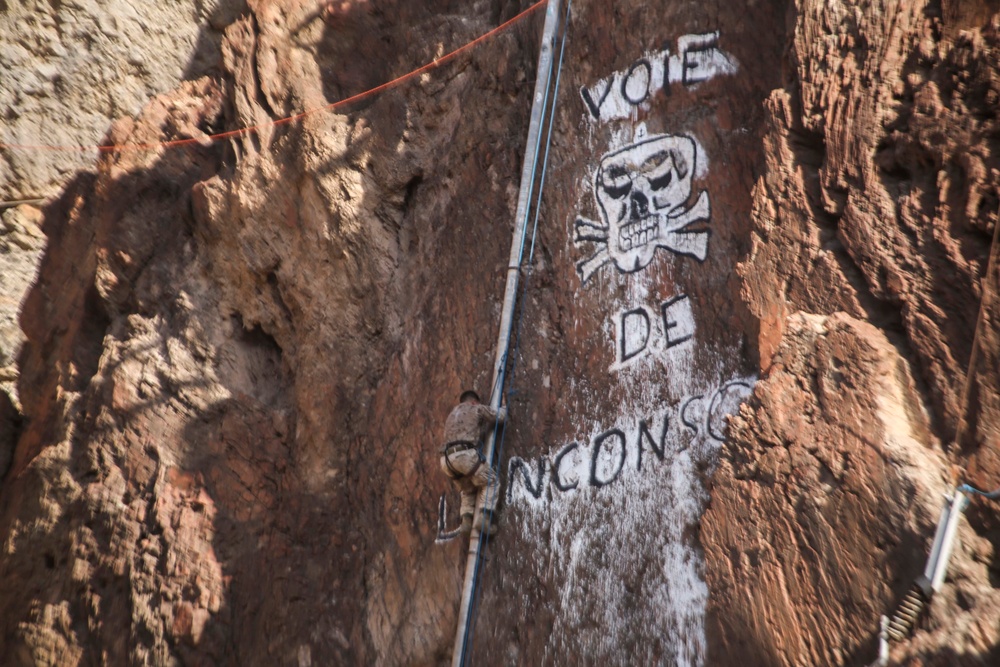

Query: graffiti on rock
[509,455,547,500]
[580,32,738,123]
[615,294,694,368]
[435,493,464,543]
[506,379,754,505]
[706,381,753,440]
[434,30,747,557]
[575,133,710,283]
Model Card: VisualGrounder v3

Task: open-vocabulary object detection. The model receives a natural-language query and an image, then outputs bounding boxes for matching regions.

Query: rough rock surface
[2,1,540,664]
[702,0,1000,665]
[0,0,998,666]
[0,204,45,403]
[0,0,246,409]
[704,313,1000,665]
[0,0,246,201]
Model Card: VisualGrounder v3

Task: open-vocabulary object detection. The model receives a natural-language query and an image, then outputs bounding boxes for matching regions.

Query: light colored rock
[0,0,246,201]
[0,0,244,407]
[0,205,46,404]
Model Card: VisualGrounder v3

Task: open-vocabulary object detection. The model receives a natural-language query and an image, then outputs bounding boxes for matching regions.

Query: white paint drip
[508,254,755,664]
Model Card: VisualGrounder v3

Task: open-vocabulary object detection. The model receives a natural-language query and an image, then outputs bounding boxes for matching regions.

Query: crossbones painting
[575,133,711,283]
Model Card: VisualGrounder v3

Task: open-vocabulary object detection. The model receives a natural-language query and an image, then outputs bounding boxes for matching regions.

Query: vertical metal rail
[450,2,561,665]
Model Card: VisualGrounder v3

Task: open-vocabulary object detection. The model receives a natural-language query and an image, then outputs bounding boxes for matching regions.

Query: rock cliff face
[0,0,246,405]
[0,0,246,201]
[0,1,997,666]
[703,1,1000,664]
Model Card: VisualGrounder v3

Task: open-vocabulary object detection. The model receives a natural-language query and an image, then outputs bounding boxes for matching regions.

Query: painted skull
[595,134,696,272]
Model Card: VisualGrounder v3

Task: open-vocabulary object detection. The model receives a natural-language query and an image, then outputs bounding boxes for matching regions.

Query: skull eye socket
[648,169,673,191]
[600,164,632,199]
[643,150,680,191]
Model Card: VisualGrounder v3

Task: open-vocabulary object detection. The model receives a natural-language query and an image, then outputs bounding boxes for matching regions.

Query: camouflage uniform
[440,402,506,520]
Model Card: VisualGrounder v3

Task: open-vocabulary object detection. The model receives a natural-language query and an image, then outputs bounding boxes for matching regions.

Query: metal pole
[450,2,561,665]
[921,496,952,583]
[929,491,969,591]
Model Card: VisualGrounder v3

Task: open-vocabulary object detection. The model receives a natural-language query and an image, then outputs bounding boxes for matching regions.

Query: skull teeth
[617,217,659,250]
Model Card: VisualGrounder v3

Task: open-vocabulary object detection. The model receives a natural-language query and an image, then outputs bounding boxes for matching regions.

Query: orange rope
[0,1,547,154]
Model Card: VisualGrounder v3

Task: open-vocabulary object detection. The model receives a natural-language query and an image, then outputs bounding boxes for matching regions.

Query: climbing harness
[451,2,570,666]
[442,441,485,479]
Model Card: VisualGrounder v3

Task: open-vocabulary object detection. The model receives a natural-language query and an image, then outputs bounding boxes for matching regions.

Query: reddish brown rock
[704,0,1000,665]
[0,0,998,665]
[704,312,976,665]
[1,1,538,664]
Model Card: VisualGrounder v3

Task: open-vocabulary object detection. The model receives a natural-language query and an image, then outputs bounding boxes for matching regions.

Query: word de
[580,32,738,123]
[575,133,710,283]
[616,294,694,367]
[506,380,754,505]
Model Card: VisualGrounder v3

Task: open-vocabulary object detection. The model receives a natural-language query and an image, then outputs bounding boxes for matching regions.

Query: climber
[440,389,506,536]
